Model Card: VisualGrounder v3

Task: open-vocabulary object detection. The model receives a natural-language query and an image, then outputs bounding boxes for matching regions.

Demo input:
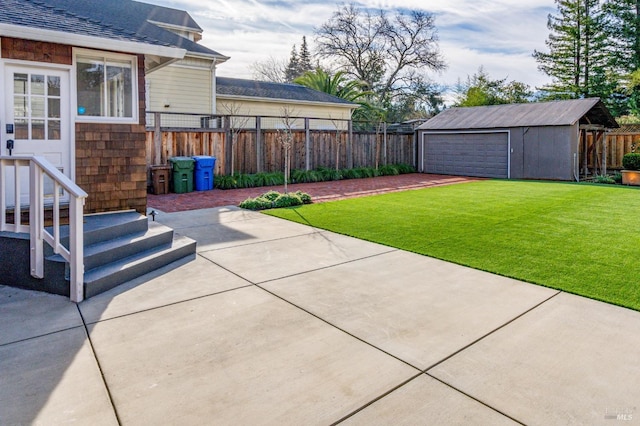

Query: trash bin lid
[169,156,195,169]
[192,156,216,168]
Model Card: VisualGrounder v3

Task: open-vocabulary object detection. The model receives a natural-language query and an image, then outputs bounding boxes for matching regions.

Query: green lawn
[264,180,640,311]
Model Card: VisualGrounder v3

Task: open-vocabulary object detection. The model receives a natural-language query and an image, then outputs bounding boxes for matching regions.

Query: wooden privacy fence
[145,115,416,177]
[583,127,640,175]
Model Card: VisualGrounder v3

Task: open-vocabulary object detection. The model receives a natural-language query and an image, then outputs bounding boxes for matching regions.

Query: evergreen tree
[299,36,313,74]
[534,0,615,105]
[603,0,640,114]
[285,37,314,82]
[285,45,300,82]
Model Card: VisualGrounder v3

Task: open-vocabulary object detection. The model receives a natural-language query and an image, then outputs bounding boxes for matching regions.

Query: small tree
[219,102,251,176]
[276,107,298,193]
[328,115,346,171]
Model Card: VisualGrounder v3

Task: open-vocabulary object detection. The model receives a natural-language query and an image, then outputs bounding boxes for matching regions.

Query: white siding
[147,62,212,114]
[216,98,353,122]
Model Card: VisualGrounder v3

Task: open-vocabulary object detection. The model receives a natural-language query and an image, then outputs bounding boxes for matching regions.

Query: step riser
[83,216,148,246]
[84,241,197,298]
[47,211,149,255]
[10,210,197,300]
[83,227,175,271]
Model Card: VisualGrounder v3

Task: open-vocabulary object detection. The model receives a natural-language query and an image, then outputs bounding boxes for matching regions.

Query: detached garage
[417,98,618,180]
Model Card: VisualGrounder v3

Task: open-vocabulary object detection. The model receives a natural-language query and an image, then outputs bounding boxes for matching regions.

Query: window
[13,72,62,140]
[76,52,136,121]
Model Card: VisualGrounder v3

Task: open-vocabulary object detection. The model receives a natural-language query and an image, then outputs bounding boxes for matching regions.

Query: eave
[0,23,186,70]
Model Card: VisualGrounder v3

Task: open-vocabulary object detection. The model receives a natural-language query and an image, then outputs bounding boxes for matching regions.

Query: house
[144,7,229,125]
[0,0,219,300]
[417,98,619,181]
[215,77,358,130]
[1,0,226,214]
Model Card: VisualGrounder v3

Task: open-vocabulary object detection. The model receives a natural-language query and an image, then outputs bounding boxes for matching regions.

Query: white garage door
[422,132,509,178]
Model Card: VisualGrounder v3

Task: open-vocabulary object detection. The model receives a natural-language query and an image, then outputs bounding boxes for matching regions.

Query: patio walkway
[1,206,639,425]
[148,173,482,212]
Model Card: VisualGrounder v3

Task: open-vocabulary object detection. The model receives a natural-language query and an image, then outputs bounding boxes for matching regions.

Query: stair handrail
[0,156,88,302]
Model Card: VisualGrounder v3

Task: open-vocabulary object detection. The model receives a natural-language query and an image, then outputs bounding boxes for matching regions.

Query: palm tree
[294,68,379,122]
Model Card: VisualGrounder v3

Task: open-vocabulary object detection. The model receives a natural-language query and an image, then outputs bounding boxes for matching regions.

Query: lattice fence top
[611,124,640,134]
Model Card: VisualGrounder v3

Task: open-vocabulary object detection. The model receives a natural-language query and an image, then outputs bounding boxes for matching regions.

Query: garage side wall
[521,125,574,180]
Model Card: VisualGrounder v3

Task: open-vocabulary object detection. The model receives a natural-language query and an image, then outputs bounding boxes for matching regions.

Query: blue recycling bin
[192,156,216,191]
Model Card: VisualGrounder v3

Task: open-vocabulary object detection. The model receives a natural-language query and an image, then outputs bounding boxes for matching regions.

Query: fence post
[602,131,607,176]
[412,130,417,169]
[305,118,311,171]
[154,112,162,165]
[224,115,232,175]
[347,120,353,169]
[256,116,263,173]
[383,122,387,166]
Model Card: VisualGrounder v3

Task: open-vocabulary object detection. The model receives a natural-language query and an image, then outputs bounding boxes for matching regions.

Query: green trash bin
[169,157,195,193]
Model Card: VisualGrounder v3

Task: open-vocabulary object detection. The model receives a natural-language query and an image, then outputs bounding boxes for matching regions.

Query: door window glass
[12,72,63,141]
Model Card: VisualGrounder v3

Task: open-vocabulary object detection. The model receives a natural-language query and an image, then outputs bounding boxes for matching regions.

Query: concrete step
[45,210,197,299]
[81,210,149,246]
[47,222,176,271]
[83,235,197,299]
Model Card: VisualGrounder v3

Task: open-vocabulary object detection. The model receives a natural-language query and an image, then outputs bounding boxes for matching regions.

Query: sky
[148,0,557,100]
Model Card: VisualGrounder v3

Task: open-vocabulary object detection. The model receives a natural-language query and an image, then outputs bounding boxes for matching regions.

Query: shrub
[353,167,378,178]
[622,153,640,170]
[295,190,312,204]
[216,163,414,189]
[239,197,273,210]
[614,172,623,184]
[234,173,256,188]
[341,168,362,179]
[273,193,303,208]
[396,163,416,174]
[378,164,400,176]
[261,190,282,202]
[239,190,312,210]
[593,175,616,184]
[316,166,343,181]
[292,169,321,183]
[214,175,237,189]
[254,172,284,187]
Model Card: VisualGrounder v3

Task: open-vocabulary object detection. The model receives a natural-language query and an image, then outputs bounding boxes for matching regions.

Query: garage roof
[418,98,619,130]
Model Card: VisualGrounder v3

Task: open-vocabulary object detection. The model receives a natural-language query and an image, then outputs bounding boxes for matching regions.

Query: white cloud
[147,0,556,94]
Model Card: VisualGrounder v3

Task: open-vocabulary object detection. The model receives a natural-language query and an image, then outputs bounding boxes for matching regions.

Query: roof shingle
[216,77,358,106]
[419,98,619,130]
[0,0,225,58]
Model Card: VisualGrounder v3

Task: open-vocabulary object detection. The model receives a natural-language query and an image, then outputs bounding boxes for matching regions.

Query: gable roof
[418,98,619,130]
[0,0,227,62]
[216,77,358,108]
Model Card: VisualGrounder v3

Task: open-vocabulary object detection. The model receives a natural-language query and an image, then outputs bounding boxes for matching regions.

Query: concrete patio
[1,206,639,425]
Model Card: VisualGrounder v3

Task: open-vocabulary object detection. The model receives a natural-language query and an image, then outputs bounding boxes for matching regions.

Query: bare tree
[251,56,287,82]
[219,102,251,176]
[315,4,446,106]
[276,107,298,193]
[328,115,346,171]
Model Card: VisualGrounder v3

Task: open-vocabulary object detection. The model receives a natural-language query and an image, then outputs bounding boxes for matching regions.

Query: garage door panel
[423,133,508,178]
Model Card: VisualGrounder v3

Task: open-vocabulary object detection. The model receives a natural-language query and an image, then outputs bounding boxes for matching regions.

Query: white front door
[2,65,71,206]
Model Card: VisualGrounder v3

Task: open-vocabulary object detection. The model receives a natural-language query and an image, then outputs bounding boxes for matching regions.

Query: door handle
[6,139,14,155]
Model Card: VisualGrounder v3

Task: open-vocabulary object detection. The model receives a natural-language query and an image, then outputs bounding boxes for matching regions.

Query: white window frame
[73,48,138,124]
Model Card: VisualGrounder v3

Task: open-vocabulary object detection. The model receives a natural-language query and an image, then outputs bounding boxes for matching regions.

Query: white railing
[0,156,88,302]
